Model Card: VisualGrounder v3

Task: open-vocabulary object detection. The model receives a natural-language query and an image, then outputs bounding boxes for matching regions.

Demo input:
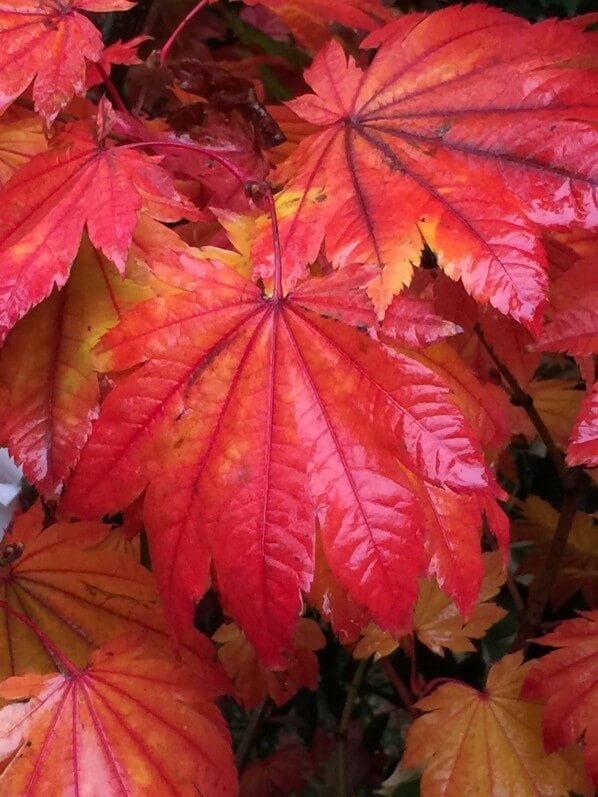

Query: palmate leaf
[63,246,500,666]
[213,618,325,707]
[0,0,134,122]
[0,502,229,688]
[524,612,598,786]
[0,634,237,797]
[283,4,598,325]
[404,652,590,797]
[0,111,197,343]
[352,552,507,659]
[242,0,392,50]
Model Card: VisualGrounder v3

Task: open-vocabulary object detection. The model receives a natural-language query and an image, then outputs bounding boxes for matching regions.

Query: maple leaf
[568,381,598,467]
[242,0,393,50]
[0,633,237,796]
[0,0,134,122]
[0,110,46,185]
[0,112,197,343]
[510,378,585,449]
[240,744,312,797]
[403,341,510,451]
[403,652,590,797]
[63,245,498,665]
[283,5,598,325]
[537,257,598,356]
[0,236,156,494]
[431,276,541,387]
[524,611,598,786]
[212,618,325,707]
[208,201,462,341]
[353,551,507,658]
[513,496,598,609]
[0,501,229,687]
[308,530,369,644]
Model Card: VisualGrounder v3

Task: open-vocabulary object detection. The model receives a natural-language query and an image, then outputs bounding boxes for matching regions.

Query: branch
[512,468,586,649]
[474,322,565,477]
[473,325,589,648]
[381,657,417,716]
[337,658,368,797]
[235,697,272,773]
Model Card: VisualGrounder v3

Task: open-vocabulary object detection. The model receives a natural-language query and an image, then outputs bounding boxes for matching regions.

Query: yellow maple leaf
[513,495,598,608]
[213,617,325,707]
[403,652,591,797]
[353,552,506,659]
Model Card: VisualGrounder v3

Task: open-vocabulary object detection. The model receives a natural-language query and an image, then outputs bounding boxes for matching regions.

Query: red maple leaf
[63,243,501,665]
[281,5,598,327]
[567,381,598,468]
[0,108,197,342]
[0,0,135,122]
[524,611,598,785]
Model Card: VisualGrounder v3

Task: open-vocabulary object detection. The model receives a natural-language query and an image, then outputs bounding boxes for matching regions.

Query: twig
[96,63,129,114]
[505,570,526,615]
[474,324,589,648]
[160,0,212,64]
[474,322,565,477]
[337,658,368,797]
[381,657,417,715]
[513,468,586,649]
[235,697,272,773]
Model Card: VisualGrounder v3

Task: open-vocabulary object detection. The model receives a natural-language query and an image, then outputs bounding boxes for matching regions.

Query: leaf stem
[512,468,586,649]
[381,657,416,715]
[160,0,212,65]
[0,599,79,676]
[474,322,565,477]
[235,696,272,773]
[418,676,464,698]
[337,658,368,797]
[96,63,129,115]
[117,139,251,187]
[264,189,283,299]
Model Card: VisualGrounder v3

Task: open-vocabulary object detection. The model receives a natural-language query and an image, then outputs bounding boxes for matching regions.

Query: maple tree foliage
[0,0,596,794]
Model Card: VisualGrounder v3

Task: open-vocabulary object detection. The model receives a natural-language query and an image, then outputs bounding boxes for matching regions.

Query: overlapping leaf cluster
[0,0,596,794]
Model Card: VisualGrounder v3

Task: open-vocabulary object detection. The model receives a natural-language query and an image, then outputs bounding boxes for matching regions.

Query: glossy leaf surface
[64,246,497,665]
[0,114,195,342]
[524,611,598,785]
[285,6,598,326]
